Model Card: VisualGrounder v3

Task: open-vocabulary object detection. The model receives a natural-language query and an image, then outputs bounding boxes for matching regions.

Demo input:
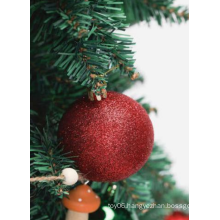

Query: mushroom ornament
[63,184,101,220]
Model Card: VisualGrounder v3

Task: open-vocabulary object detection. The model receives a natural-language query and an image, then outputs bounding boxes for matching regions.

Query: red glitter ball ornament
[58,91,154,182]
[165,212,189,220]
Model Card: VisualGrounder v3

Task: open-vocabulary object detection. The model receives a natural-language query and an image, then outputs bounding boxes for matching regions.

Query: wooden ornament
[63,185,101,220]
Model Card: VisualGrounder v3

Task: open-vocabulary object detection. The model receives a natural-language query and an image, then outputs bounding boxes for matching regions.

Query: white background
[124,0,189,191]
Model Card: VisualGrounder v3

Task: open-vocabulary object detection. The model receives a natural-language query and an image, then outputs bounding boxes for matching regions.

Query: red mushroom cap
[63,185,101,213]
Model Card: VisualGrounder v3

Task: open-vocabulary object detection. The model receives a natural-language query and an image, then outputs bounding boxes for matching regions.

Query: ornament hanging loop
[30,168,87,185]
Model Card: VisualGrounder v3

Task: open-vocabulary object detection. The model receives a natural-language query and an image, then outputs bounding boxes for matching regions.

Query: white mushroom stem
[66,210,88,220]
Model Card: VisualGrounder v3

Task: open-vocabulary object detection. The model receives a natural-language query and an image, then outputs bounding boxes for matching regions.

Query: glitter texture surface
[58,91,154,182]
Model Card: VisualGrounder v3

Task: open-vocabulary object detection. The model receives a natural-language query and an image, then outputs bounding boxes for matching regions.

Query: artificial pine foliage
[30,0,189,219]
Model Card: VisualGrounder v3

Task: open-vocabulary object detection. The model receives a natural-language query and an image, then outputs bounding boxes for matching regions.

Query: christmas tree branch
[91,143,180,219]
[123,0,189,25]
[31,0,137,96]
[30,118,75,198]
